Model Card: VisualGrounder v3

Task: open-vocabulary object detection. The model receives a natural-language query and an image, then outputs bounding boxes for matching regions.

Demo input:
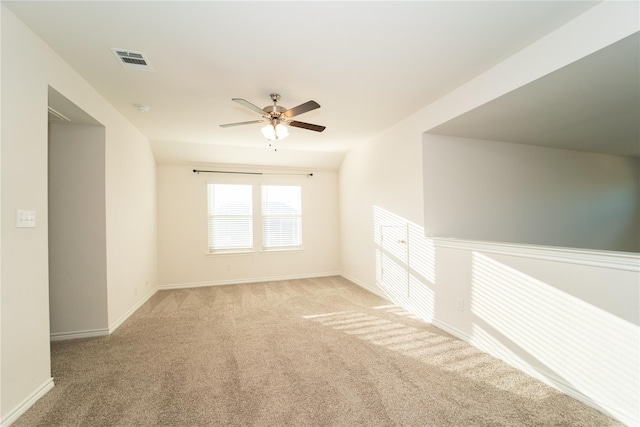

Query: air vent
[111,48,154,71]
[48,106,71,122]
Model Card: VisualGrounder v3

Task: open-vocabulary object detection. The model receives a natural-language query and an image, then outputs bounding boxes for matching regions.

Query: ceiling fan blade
[220,120,263,128]
[288,121,326,132]
[232,98,266,115]
[282,100,320,118]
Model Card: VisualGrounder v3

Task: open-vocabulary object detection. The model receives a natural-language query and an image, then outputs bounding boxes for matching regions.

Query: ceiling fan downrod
[265,93,285,116]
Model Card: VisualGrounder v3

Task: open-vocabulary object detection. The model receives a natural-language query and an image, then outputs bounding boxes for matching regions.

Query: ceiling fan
[220,93,326,141]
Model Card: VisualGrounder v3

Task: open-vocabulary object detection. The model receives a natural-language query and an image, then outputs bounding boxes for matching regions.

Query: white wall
[0,2,4,418]
[104,113,157,332]
[158,164,340,287]
[423,135,640,252]
[340,3,639,425]
[48,124,108,338]
[0,6,157,424]
[1,8,54,422]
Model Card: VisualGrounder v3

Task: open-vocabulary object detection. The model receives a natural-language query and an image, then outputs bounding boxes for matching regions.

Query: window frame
[205,178,305,256]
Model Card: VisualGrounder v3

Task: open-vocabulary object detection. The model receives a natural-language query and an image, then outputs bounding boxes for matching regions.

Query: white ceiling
[5,1,604,169]
[428,32,640,158]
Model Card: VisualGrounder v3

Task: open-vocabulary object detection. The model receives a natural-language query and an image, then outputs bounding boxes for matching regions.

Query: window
[262,185,302,250]
[206,182,302,253]
[207,184,253,253]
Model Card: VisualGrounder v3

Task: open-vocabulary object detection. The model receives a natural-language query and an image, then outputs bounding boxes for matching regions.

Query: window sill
[206,248,305,256]
[260,247,304,254]
[206,250,256,257]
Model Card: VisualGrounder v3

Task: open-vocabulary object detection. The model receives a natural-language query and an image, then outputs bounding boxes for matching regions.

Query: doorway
[48,86,108,340]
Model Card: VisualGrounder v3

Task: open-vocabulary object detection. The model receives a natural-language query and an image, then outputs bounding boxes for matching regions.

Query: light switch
[17,210,36,228]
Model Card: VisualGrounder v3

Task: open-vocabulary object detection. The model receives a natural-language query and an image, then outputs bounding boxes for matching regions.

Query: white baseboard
[49,289,158,341]
[1,378,54,427]
[339,273,390,300]
[108,287,158,334]
[430,319,631,426]
[158,271,342,290]
[430,319,468,341]
[50,328,109,342]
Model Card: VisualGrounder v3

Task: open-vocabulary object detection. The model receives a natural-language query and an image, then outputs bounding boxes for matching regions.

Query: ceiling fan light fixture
[261,123,289,141]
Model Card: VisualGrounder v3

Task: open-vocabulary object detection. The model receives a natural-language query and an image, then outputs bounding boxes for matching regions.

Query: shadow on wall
[373,206,436,322]
[470,252,639,424]
[372,205,640,425]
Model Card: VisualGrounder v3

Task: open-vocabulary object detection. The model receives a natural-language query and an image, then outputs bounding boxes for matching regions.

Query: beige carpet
[15,276,621,426]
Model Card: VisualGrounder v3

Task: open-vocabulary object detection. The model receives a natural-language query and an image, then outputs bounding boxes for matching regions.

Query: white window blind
[261,185,302,250]
[207,184,253,253]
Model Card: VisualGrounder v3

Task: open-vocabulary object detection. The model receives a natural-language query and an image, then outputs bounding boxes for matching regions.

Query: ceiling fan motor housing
[264,105,286,115]
[264,93,285,118]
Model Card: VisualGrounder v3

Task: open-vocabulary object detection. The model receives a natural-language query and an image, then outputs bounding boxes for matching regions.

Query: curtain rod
[193,169,313,177]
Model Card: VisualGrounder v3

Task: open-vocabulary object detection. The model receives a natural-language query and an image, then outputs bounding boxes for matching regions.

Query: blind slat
[207,184,253,252]
[262,185,301,250]
[207,183,302,253]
